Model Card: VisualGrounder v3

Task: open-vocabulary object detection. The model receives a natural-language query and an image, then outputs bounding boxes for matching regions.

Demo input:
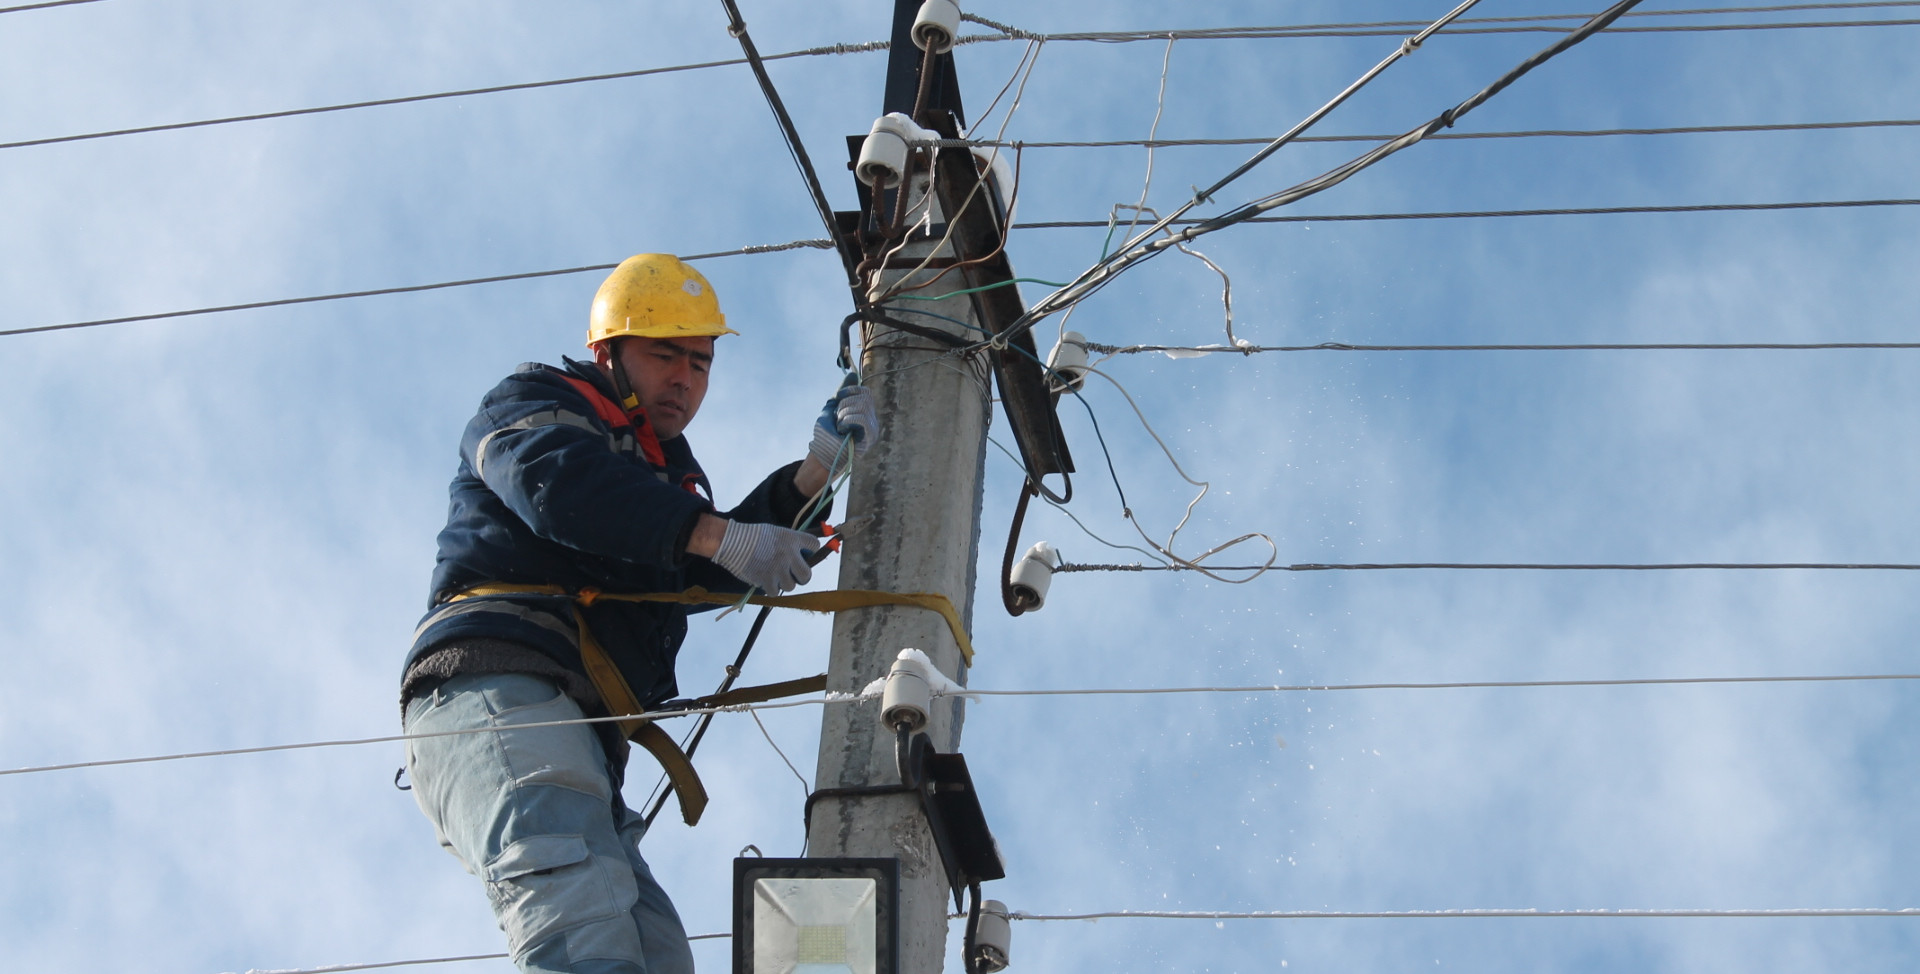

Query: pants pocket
[483,834,635,954]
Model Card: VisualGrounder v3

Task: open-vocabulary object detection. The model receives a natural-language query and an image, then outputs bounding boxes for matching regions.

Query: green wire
[887,277,1070,302]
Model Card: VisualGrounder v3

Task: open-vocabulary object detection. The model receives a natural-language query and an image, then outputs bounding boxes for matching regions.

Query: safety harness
[443,583,974,826]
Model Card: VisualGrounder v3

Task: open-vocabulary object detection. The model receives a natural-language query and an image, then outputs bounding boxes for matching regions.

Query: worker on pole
[397,253,879,974]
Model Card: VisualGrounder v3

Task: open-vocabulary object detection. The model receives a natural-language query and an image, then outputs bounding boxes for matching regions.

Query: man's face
[608,336,714,439]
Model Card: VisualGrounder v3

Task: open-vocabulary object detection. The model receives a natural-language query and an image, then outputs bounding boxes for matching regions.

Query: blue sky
[4,1,1919,972]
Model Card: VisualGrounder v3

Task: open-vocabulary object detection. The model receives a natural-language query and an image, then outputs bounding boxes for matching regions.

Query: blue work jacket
[405,357,818,708]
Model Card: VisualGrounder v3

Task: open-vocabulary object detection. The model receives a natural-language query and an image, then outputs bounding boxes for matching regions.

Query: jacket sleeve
[682,459,829,594]
[461,370,711,569]
[723,459,827,533]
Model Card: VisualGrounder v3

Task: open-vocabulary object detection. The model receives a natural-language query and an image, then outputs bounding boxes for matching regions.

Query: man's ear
[592,340,615,368]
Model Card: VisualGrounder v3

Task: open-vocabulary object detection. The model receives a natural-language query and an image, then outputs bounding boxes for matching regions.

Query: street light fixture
[733,857,900,974]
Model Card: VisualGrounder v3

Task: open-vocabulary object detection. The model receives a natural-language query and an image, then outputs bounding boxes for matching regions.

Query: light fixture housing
[733,857,900,974]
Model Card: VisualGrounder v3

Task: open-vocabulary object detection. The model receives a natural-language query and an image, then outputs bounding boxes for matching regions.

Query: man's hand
[709,518,818,594]
[807,381,881,472]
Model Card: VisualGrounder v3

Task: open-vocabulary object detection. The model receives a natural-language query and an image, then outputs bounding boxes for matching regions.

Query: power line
[965,14,1920,46]
[229,954,505,974]
[956,674,1920,697]
[1089,341,1920,354]
[14,8,1920,154]
[1010,197,1920,231]
[1011,908,1920,921]
[0,697,828,778]
[232,936,730,974]
[942,116,1920,149]
[1191,0,1494,217]
[1018,0,1650,341]
[960,1,1920,42]
[716,0,863,294]
[13,194,1912,341]
[1058,561,1920,572]
[0,42,885,152]
[0,0,103,12]
[0,239,832,339]
[11,673,1913,780]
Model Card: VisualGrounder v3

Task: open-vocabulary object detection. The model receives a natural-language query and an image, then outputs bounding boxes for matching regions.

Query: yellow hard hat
[587,253,738,346]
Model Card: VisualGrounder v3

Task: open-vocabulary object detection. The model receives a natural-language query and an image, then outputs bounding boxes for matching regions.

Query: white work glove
[808,379,881,472]
[712,519,818,594]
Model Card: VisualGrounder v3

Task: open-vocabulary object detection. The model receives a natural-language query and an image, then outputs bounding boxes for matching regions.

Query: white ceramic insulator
[973,899,1012,973]
[880,658,932,731]
[856,116,911,188]
[1046,331,1090,393]
[1009,541,1060,611]
[912,0,962,54]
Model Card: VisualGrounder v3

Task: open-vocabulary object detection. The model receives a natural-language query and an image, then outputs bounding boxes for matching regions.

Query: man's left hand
[807,380,881,473]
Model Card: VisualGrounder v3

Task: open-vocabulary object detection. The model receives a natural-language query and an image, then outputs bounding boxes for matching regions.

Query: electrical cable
[1009,908,1920,921]
[1089,340,1920,354]
[1,43,889,153]
[11,672,1917,781]
[0,239,833,339]
[964,38,1043,139]
[867,34,1044,304]
[955,2,1920,42]
[0,0,102,12]
[0,697,832,779]
[228,936,732,974]
[1059,561,1920,572]
[1012,197,1920,232]
[1196,0,1488,213]
[986,432,1167,567]
[1024,0,1652,333]
[717,0,864,294]
[224,954,507,973]
[12,83,1904,342]
[943,116,1920,149]
[999,480,1040,615]
[954,13,1920,47]
[887,277,1069,301]
[1117,35,1181,250]
[1079,0,1488,288]
[11,6,1919,153]
[639,435,861,827]
[748,706,812,799]
[1073,365,1278,582]
[962,881,987,974]
[639,605,775,828]
[951,674,1920,697]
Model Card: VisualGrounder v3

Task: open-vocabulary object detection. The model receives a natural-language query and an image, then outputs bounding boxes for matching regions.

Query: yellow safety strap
[451,582,974,664]
[441,582,970,827]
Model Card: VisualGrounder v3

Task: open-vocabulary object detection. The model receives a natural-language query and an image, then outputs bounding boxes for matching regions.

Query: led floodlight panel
[733,858,899,974]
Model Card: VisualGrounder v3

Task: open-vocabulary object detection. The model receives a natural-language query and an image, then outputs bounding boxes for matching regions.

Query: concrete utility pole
[804,236,987,971]
[804,4,987,971]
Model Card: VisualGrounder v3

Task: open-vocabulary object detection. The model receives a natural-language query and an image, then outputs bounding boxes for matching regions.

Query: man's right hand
[710,519,818,594]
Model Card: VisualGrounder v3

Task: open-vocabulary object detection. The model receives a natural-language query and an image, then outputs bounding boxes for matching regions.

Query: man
[399,254,878,974]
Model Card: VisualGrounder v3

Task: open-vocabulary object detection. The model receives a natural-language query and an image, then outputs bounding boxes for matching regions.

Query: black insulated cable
[717,0,866,297]
[640,605,776,829]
